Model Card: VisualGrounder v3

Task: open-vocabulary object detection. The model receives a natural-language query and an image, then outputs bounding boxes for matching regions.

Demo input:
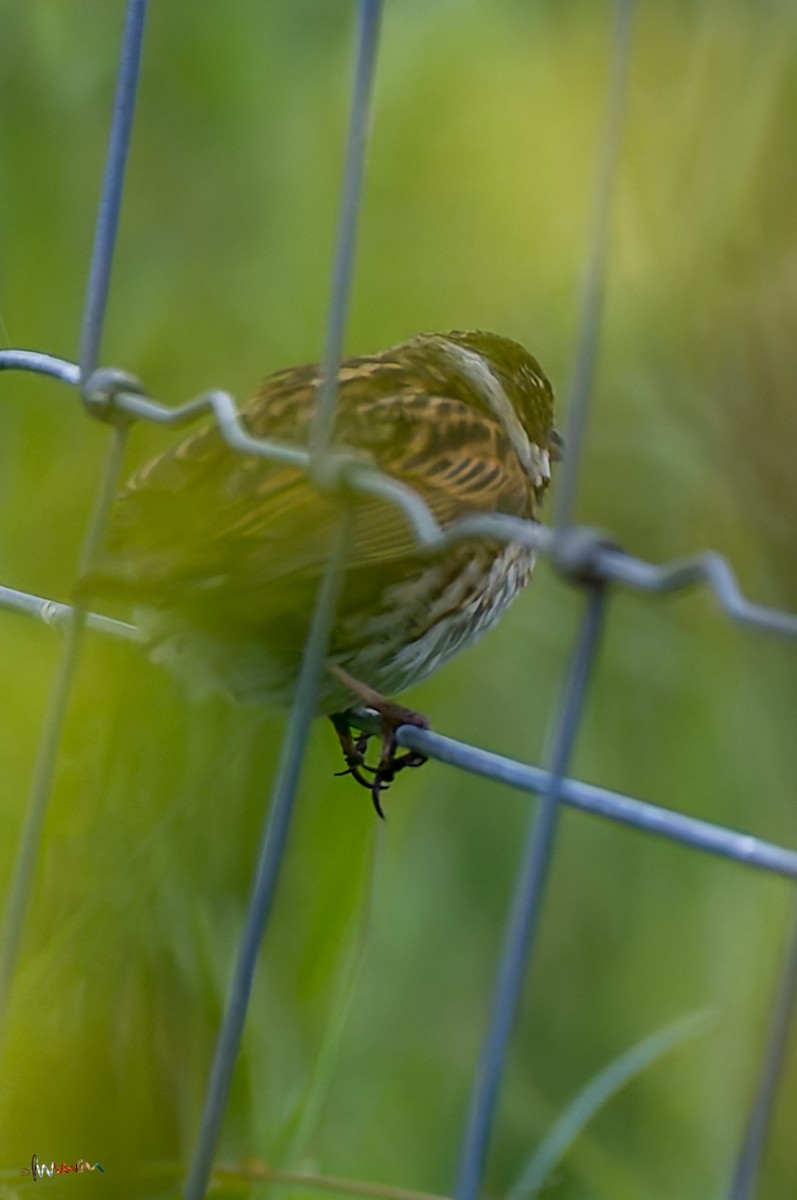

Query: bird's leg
[328,664,428,817]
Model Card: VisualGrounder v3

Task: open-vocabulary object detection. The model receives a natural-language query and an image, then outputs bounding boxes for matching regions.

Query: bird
[83,330,559,813]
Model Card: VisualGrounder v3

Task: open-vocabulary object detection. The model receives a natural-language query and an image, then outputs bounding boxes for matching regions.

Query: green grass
[1,3,796,1198]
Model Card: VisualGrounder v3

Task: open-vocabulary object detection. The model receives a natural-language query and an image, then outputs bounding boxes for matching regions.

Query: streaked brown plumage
[87,331,557,800]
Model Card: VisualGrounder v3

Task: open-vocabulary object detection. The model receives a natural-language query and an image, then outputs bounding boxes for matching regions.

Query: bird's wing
[90,367,534,614]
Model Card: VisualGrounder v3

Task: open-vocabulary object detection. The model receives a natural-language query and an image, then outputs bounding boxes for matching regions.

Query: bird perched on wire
[83,330,559,813]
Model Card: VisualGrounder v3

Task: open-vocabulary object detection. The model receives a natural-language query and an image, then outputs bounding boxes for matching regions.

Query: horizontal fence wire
[4,355,797,644]
[1,3,797,1200]
[2,576,797,885]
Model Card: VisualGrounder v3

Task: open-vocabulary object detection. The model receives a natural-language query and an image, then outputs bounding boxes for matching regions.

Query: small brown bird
[88,331,558,811]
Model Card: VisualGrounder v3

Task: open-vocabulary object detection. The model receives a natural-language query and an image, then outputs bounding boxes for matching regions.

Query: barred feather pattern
[89,331,557,712]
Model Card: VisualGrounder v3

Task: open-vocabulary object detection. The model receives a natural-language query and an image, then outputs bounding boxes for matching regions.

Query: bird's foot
[329,666,428,818]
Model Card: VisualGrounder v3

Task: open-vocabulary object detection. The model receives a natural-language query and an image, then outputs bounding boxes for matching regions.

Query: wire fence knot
[80,367,148,426]
[551,526,621,588]
[308,447,370,495]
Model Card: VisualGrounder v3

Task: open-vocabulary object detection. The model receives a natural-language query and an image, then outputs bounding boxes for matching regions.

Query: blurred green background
[1,2,797,1198]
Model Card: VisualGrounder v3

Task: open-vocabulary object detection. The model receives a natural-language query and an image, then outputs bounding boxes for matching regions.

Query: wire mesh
[1,3,796,1199]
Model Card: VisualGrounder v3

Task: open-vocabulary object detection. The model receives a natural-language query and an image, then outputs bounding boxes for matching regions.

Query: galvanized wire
[0,431,128,1029]
[183,518,352,1200]
[454,584,609,1200]
[1,3,796,1200]
[310,0,383,458]
[3,576,797,883]
[78,0,148,382]
[183,2,383,1193]
[0,583,137,641]
[0,0,147,1033]
[5,355,795,641]
[727,897,797,1200]
[553,0,634,529]
[386,726,797,881]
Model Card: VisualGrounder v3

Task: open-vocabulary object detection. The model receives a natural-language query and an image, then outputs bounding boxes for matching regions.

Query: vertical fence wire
[183,5,383,1195]
[553,0,634,531]
[310,0,383,458]
[454,584,609,1200]
[78,0,148,381]
[454,2,634,1193]
[182,518,351,1200]
[727,897,797,1200]
[0,0,148,1034]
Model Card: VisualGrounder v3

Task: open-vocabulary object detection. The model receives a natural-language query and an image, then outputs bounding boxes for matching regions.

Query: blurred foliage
[1,2,797,1199]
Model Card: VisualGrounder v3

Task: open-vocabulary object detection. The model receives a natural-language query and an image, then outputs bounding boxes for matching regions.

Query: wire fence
[1,3,796,1199]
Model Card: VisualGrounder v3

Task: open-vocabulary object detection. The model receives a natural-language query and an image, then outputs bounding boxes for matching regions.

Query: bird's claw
[330,705,428,818]
[367,742,428,818]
